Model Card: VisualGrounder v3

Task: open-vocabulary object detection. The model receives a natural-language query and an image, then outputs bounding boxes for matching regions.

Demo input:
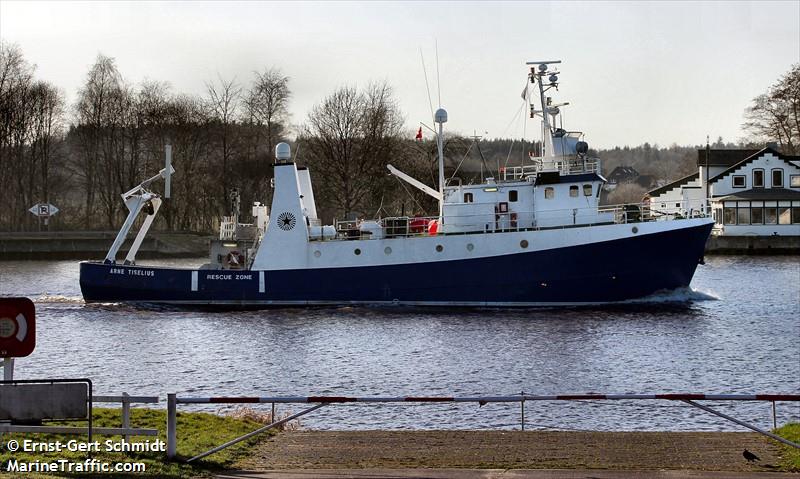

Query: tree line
[1,41,796,232]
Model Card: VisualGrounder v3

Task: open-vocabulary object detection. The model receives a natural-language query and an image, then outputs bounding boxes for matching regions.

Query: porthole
[466,243,474,252]
[632,226,639,234]
[435,245,443,252]
[520,240,529,249]
[384,247,392,255]
[313,250,321,258]
[354,248,361,255]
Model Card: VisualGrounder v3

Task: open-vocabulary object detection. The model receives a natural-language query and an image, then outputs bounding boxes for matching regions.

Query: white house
[646,147,800,236]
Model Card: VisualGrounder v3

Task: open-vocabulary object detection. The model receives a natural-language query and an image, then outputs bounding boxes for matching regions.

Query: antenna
[164,144,172,199]
[435,40,442,108]
[420,49,435,126]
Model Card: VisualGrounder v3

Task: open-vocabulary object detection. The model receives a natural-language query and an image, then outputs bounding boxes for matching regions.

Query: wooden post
[167,393,177,459]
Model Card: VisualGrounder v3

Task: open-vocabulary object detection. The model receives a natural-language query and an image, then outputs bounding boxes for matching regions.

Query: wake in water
[624,286,720,304]
[33,294,85,304]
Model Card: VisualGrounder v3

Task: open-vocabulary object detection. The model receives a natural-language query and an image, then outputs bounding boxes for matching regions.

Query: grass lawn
[1,407,274,477]
[776,423,800,471]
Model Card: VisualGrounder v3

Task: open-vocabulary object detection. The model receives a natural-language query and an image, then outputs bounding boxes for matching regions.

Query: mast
[526,60,561,159]
[435,108,447,221]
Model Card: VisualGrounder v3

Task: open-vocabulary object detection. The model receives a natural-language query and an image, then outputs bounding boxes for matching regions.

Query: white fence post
[167,393,177,459]
[122,392,131,441]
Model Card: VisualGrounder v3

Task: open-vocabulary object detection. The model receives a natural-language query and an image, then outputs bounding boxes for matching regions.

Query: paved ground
[221,430,795,478]
[217,469,800,479]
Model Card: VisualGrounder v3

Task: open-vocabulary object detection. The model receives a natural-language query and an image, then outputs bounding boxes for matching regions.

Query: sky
[1,1,798,149]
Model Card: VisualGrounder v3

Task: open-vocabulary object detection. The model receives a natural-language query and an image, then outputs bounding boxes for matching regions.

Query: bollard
[167,393,176,459]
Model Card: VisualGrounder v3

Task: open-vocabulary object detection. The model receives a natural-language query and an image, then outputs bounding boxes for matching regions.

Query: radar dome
[275,142,291,162]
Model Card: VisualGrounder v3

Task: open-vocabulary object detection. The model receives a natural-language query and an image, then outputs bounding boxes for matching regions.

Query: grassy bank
[1,407,272,477]
[776,423,800,471]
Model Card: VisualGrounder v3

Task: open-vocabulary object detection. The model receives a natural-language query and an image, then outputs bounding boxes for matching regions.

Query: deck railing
[503,156,601,180]
[313,199,711,242]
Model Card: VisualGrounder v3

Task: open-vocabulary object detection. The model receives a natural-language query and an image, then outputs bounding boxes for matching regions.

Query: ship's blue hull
[79,222,713,306]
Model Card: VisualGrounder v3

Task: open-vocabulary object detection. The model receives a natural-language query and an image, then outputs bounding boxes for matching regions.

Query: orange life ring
[225,251,245,269]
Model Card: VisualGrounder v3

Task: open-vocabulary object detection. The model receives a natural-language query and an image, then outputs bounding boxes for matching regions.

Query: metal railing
[503,156,601,180]
[0,393,158,437]
[168,392,800,462]
[311,200,711,243]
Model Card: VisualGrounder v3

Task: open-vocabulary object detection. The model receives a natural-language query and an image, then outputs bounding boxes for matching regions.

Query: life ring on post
[225,250,245,269]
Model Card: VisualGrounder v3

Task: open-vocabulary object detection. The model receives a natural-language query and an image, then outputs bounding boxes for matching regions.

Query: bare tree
[743,64,800,154]
[246,68,290,157]
[300,82,404,220]
[206,75,241,210]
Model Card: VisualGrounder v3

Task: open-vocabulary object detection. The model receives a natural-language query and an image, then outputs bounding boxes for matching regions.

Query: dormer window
[732,175,746,188]
[772,169,783,188]
[753,169,764,188]
[464,192,474,203]
[569,185,579,197]
[545,187,554,199]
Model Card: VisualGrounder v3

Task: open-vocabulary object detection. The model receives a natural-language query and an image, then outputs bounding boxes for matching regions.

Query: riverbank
[0,231,211,259]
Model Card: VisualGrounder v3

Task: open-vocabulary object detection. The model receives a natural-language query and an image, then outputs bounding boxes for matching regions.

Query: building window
[464,192,473,203]
[509,190,518,202]
[723,207,736,225]
[772,169,783,187]
[732,175,746,188]
[791,175,800,188]
[569,185,578,197]
[753,169,764,188]
[751,207,764,224]
[779,206,791,224]
[583,184,593,196]
[737,207,750,225]
[675,203,681,208]
[765,207,778,224]
[545,187,554,199]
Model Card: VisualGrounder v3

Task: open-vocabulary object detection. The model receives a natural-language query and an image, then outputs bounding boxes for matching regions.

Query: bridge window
[753,169,764,188]
[569,185,578,197]
[772,169,783,188]
[509,190,518,202]
[732,175,746,188]
[583,184,593,196]
[545,187,554,199]
[464,192,474,203]
[791,175,800,188]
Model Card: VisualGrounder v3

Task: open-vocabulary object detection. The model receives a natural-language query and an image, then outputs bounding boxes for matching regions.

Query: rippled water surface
[0,256,798,431]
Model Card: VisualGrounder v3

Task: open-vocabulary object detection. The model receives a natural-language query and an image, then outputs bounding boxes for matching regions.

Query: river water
[0,256,798,431]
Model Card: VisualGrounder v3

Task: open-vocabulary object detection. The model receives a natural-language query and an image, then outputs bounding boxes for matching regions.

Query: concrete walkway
[217,468,800,479]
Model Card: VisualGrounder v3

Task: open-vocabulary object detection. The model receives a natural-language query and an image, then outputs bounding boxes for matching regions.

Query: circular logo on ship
[277,212,296,231]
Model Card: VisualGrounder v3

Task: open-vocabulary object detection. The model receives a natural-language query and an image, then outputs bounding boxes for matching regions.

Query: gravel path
[236,431,788,472]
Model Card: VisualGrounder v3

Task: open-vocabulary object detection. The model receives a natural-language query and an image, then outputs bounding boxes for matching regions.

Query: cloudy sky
[1,1,798,148]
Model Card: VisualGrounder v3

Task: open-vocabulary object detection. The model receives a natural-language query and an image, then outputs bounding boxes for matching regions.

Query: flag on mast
[415,127,423,141]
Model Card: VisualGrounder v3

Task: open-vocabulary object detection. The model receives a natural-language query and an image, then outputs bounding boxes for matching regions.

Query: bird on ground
[743,449,760,462]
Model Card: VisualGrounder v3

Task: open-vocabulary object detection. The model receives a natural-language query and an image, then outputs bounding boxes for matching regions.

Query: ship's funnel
[275,142,291,163]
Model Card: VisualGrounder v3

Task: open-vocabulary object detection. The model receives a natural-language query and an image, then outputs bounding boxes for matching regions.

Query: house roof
[708,147,800,184]
[697,149,760,167]
[715,188,800,201]
[646,172,699,198]
[608,166,639,180]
